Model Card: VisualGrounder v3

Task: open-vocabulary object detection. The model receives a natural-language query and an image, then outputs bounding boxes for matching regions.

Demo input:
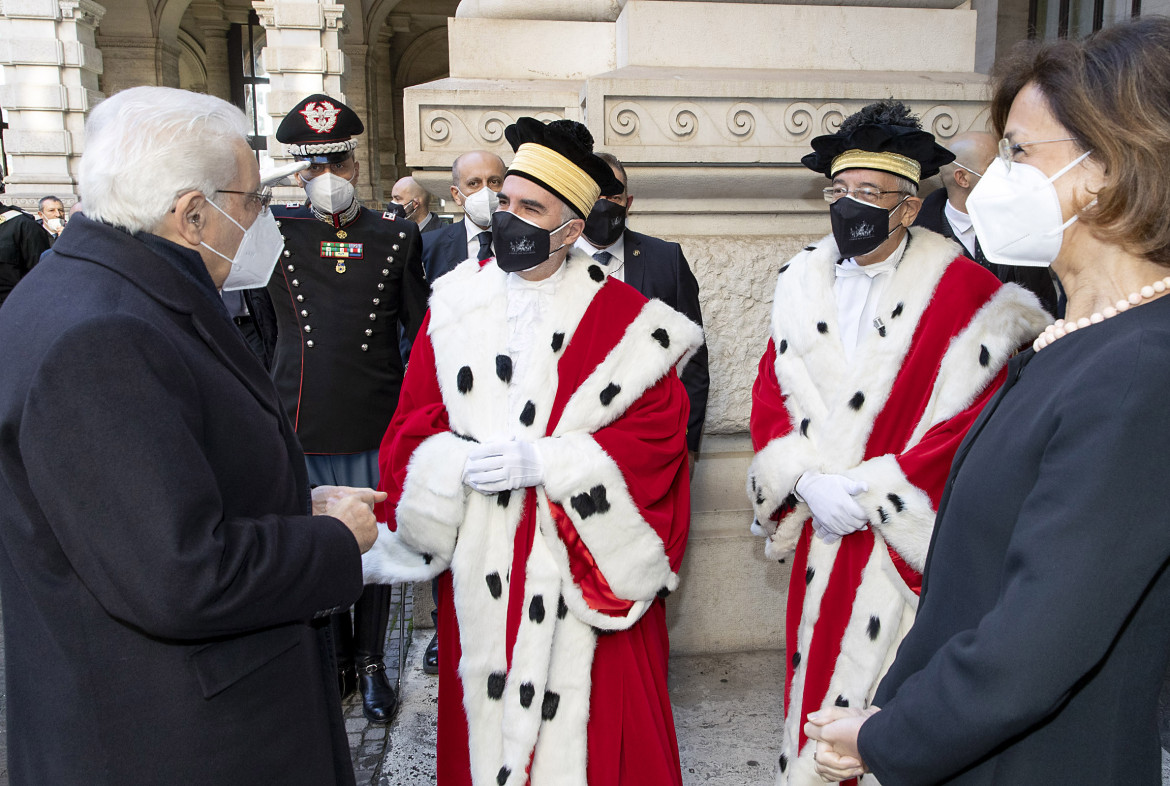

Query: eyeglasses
[997,137,1077,172]
[823,186,906,204]
[217,187,273,214]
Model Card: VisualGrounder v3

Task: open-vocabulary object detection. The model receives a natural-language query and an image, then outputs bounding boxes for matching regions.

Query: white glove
[795,472,869,543]
[462,439,544,494]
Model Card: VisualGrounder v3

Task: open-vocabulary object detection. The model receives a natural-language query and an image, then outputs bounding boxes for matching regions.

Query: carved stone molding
[418,106,566,153]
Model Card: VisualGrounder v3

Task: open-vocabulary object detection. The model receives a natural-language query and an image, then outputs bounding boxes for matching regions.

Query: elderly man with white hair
[0,86,383,786]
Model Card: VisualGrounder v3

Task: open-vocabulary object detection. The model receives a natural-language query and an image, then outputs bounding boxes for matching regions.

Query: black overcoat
[859,293,1170,784]
[0,215,363,785]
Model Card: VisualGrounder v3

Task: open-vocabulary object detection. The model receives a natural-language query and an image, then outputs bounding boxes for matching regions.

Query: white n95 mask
[304,172,356,215]
[202,199,285,291]
[967,151,1091,268]
[459,185,499,228]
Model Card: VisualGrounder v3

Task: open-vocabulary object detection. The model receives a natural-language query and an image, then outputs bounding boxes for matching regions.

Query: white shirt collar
[838,233,908,278]
[943,199,973,236]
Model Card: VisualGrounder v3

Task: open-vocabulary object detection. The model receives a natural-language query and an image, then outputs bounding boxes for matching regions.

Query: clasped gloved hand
[795,472,870,544]
[462,439,544,494]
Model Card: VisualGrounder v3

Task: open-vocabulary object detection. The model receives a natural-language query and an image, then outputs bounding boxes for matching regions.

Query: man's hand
[313,486,386,553]
[795,472,869,543]
[462,440,544,494]
[804,706,879,782]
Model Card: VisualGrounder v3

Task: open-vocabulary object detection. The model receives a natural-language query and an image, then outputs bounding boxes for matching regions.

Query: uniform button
[296,294,305,302]
[386,256,394,262]
[275,221,282,228]
[392,244,400,251]
[377,283,385,290]
[306,339,314,348]
[291,279,300,287]
[372,297,380,305]
[365,328,373,336]
[283,250,291,258]
[287,264,295,271]
[361,344,369,352]
[382,269,389,276]
[300,309,309,317]
[398,231,406,239]
[369,313,377,321]
[304,325,312,333]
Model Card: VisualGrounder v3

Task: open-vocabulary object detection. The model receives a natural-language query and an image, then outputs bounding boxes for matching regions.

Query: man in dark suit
[914,131,1060,316]
[0,193,51,308]
[390,174,449,235]
[420,150,506,284]
[0,86,383,785]
[575,152,709,465]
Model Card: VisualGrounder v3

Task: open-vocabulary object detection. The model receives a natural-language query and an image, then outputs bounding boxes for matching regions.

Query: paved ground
[0,597,1165,784]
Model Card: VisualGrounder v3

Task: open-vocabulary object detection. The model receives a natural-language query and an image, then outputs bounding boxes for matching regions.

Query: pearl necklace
[1033,275,1170,352]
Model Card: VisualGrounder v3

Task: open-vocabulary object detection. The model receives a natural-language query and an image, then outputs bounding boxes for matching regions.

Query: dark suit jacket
[0,215,363,785]
[418,212,451,234]
[914,189,1060,316]
[421,217,480,285]
[0,201,51,308]
[620,230,709,453]
[859,294,1170,784]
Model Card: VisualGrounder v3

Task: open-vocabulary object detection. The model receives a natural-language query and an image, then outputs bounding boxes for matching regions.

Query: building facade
[2,0,1163,654]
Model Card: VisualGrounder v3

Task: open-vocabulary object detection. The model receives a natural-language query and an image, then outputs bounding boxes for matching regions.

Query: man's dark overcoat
[0,214,363,785]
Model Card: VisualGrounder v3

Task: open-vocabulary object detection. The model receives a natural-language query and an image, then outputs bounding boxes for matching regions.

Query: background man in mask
[420,149,506,284]
[36,195,67,244]
[365,117,700,786]
[575,152,709,467]
[746,99,1047,785]
[0,85,384,786]
[913,131,1060,316]
[389,175,447,235]
[265,93,429,724]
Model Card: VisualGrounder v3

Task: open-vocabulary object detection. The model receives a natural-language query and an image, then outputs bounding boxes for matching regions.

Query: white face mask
[46,218,65,232]
[303,172,356,214]
[458,185,499,228]
[201,199,286,291]
[967,151,1091,268]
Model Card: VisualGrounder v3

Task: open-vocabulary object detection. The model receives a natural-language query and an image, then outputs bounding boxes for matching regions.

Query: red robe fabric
[750,258,1011,771]
[378,280,690,786]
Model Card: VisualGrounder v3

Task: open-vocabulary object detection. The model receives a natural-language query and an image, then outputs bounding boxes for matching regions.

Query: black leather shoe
[358,661,398,724]
[423,633,439,675]
[338,665,357,699]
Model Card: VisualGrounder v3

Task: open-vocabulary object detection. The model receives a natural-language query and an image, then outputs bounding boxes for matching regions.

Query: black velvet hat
[801,100,955,184]
[276,94,364,164]
[503,117,623,218]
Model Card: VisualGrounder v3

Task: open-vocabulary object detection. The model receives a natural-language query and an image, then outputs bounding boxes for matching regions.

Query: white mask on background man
[201,199,286,291]
[967,151,1091,268]
[458,185,499,228]
[304,172,356,215]
[46,218,65,233]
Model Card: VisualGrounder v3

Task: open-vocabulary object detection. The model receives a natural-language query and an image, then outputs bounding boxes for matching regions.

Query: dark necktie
[476,231,493,261]
[592,250,613,266]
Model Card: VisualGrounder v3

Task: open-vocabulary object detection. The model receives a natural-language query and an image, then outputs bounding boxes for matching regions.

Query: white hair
[80,86,251,233]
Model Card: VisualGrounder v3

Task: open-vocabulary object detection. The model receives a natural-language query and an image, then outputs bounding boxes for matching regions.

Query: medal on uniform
[336,230,348,239]
[321,241,363,274]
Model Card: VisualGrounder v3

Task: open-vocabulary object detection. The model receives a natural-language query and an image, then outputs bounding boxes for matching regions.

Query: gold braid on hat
[830,149,922,185]
[509,143,601,218]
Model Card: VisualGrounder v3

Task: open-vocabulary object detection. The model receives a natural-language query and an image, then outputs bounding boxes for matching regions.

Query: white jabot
[574,234,626,282]
[943,199,977,258]
[505,263,567,420]
[465,216,491,260]
[833,233,908,363]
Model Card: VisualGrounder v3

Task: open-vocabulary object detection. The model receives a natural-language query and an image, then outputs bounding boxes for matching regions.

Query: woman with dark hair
[803,15,1170,785]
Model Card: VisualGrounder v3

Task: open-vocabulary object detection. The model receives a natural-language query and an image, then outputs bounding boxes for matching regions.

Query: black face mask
[385,201,407,220]
[830,195,908,259]
[491,210,572,273]
[583,199,627,247]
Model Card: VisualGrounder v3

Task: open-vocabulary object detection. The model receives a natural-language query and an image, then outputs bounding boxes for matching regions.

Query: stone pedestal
[0,0,104,207]
[403,0,992,654]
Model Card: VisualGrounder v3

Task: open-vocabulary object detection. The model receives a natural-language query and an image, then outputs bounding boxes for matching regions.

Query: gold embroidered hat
[801,100,955,184]
[503,118,623,219]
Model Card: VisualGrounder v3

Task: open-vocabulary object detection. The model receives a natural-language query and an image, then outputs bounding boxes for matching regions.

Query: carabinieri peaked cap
[801,100,955,185]
[503,117,624,219]
[277,94,365,164]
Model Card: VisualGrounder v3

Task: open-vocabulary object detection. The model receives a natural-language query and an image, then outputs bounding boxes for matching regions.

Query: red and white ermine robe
[747,228,1048,786]
[363,247,702,786]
